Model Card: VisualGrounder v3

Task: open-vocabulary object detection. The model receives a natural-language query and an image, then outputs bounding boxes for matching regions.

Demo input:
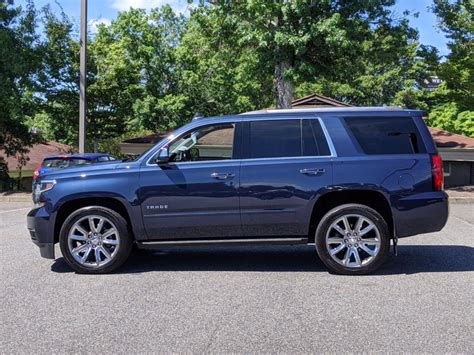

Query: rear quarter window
[344,116,426,154]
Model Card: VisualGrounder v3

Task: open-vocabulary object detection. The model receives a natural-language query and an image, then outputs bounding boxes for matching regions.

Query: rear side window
[344,117,426,154]
[249,119,331,159]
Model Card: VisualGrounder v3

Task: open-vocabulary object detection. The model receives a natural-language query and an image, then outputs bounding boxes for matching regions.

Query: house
[0,141,71,191]
[291,93,352,108]
[419,76,443,92]
[119,133,168,156]
[428,127,474,187]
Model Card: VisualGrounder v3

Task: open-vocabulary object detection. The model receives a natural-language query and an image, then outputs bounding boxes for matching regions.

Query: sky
[17,0,450,56]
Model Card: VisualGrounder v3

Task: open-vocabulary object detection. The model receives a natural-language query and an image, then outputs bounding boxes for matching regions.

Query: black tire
[59,206,133,274]
[315,204,390,275]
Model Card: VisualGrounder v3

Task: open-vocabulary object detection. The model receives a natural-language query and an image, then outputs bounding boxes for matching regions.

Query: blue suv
[27,107,449,275]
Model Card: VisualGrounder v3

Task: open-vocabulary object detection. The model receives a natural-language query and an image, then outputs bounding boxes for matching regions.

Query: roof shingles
[428,127,474,149]
[1,141,72,171]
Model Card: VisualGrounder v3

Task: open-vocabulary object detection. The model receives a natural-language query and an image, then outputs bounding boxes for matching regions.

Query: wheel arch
[309,189,393,242]
[54,197,135,244]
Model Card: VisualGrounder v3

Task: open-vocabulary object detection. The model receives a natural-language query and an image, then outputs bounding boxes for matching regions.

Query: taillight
[33,164,41,179]
[431,154,444,191]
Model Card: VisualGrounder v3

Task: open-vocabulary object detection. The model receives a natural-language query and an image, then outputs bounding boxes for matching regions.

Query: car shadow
[50,244,474,275]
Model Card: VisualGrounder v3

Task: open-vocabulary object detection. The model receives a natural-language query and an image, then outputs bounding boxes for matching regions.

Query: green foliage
[25,112,54,141]
[0,0,41,167]
[456,111,474,137]
[39,5,80,145]
[39,6,184,147]
[175,5,274,115]
[432,0,473,111]
[90,6,184,135]
[427,103,474,137]
[202,0,428,108]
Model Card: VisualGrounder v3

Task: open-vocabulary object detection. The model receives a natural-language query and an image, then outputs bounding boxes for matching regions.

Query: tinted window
[302,120,331,156]
[249,119,331,158]
[97,156,109,162]
[42,158,91,168]
[344,117,426,155]
[250,120,301,158]
[42,159,69,168]
[70,159,92,166]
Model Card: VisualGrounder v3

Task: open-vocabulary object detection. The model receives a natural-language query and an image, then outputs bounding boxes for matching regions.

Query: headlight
[33,180,56,207]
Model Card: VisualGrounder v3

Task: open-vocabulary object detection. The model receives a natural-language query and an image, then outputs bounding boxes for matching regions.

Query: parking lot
[1,201,473,353]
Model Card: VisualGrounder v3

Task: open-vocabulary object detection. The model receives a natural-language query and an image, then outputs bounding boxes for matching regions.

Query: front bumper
[27,206,55,259]
[393,191,449,238]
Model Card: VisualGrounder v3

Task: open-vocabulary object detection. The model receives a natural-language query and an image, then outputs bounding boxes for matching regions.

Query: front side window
[249,119,331,159]
[167,123,235,163]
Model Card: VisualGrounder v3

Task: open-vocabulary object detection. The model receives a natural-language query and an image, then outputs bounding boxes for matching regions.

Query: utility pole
[79,0,87,153]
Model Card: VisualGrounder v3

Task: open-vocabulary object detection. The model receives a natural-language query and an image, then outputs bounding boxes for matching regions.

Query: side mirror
[156,148,170,165]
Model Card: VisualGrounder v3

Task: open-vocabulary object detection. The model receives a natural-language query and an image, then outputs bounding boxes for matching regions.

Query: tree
[0,0,41,172]
[91,6,184,135]
[175,5,273,118]
[432,0,473,111]
[39,6,184,148]
[39,5,81,146]
[203,0,424,109]
[421,0,474,137]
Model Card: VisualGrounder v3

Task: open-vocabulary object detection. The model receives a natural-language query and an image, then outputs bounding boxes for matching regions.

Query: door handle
[211,172,235,180]
[299,168,325,176]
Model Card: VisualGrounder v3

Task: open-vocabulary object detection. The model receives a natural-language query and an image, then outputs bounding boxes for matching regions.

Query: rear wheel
[59,206,132,274]
[315,204,390,275]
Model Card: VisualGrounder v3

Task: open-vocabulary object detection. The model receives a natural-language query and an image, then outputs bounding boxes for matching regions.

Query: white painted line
[0,207,31,214]
[452,216,473,226]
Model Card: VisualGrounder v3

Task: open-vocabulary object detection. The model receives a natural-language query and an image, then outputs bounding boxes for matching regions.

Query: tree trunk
[274,60,294,109]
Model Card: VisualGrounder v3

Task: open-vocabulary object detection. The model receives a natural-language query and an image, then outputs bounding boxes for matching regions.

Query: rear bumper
[393,191,449,238]
[27,206,55,259]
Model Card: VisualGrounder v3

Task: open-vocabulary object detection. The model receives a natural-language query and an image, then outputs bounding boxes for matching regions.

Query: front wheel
[315,204,390,275]
[59,206,132,274]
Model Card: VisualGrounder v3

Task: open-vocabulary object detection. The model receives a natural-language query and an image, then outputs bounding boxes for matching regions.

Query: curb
[0,196,31,203]
[448,197,474,204]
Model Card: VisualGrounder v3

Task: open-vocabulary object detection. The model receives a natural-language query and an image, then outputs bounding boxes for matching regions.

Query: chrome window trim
[145,155,334,168]
[238,155,334,163]
[145,115,337,166]
[316,116,337,157]
[146,121,238,167]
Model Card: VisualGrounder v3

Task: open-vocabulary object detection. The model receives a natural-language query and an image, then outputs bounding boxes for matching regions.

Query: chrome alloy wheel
[67,215,120,267]
[325,214,381,268]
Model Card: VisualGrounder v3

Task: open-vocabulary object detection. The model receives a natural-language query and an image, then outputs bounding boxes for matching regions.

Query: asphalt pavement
[1,202,473,353]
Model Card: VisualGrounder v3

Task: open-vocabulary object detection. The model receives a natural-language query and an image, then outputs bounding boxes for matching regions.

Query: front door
[139,121,242,240]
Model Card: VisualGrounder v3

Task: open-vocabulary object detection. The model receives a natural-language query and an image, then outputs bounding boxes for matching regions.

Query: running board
[137,237,308,249]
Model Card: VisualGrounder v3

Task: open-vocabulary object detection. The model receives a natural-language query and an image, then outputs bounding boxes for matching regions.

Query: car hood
[38,161,136,181]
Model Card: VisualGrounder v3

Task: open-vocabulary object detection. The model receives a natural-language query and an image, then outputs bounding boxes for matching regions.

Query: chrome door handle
[211,172,235,180]
[299,168,325,176]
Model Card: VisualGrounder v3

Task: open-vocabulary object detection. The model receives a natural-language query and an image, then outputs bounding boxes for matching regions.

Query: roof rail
[240,106,404,115]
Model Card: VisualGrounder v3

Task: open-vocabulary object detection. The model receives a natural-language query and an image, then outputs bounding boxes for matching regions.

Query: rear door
[239,117,334,236]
